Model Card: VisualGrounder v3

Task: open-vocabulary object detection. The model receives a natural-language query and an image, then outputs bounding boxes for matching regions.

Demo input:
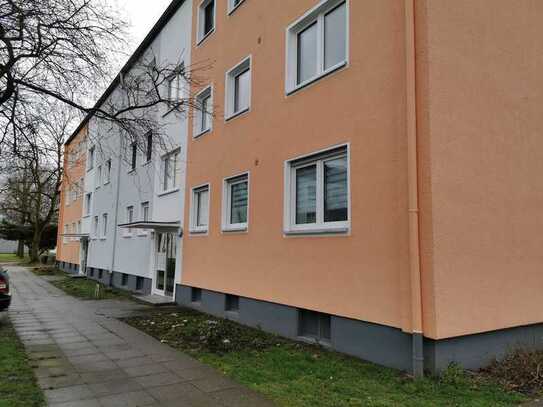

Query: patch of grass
[30,266,65,276]
[123,309,526,407]
[0,318,45,407]
[51,277,132,301]
[0,253,25,263]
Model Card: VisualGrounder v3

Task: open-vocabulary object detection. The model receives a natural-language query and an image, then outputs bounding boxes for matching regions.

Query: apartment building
[57,0,543,374]
[57,125,88,274]
[57,0,192,298]
[175,0,543,374]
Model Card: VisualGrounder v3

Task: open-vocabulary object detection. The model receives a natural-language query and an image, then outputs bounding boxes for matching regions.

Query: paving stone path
[5,265,275,407]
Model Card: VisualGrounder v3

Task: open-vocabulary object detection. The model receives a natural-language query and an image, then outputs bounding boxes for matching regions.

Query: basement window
[191,287,202,303]
[225,294,239,312]
[98,269,103,280]
[299,309,331,342]
[121,273,128,286]
[136,276,144,291]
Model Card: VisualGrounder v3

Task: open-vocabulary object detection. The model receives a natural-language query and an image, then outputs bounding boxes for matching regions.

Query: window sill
[123,234,133,239]
[127,168,136,175]
[137,232,149,237]
[225,107,250,123]
[193,128,211,139]
[104,181,110,186]
[99,237,107,241]
[189,228,208,235]
[196,29,215,47]
[82,214,90,219]
[284,226,349,236]
[142,160,152,167]
[157,188,179,197]
[222,225,248,233]
[286,61,348,97]
[227,0,245,15]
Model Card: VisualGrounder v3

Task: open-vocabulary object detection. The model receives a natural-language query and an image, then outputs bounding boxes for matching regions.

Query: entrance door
[155,232,176,297]
[80,239,89,276]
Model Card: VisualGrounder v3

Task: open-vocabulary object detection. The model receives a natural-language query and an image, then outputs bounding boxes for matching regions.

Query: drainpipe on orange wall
[405,0,424,378]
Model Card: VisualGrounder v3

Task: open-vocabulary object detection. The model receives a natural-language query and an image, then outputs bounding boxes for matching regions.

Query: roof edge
[65,0,187,146]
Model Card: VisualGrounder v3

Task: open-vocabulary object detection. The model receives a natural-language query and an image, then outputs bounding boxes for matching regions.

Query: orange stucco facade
[416,0,543,339]
[183,0,415,334]
[181,0,543,341]
[56,125,87,266]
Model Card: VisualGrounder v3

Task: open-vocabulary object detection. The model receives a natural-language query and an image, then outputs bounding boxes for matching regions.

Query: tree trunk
[16,240,25,258]
[30,228,41,262]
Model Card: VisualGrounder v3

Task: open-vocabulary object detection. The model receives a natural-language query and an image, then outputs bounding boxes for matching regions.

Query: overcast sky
[115,0,173,54]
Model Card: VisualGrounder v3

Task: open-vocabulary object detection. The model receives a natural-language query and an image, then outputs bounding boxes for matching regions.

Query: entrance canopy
[117,221,182,235]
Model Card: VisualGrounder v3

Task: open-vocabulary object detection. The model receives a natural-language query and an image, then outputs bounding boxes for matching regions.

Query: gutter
[405,0,425,377]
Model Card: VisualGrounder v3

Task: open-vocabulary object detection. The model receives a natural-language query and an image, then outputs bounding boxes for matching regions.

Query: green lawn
[0,318,45,407]
[123,309,526,407]
[50,276,133,301]
[0,253,24,263]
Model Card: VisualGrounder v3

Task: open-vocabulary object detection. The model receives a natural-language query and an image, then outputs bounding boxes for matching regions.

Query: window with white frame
[71,222,76,240]
[161,149,180,192]
[101,213,108,238]
[96,165,102,187]
[92,216,99,238]
[125,206,134,236]
[104,159,111,183]
[84,192,92,216]
[139,201,150,236]
[190,185,210,233]
[227,0,245,14]
[286,0,348,93]
[222,174,249,231]
[129,142,137,171]
[197,0,215,43]
[77,220,81,235]
[285,145,349,234]
[225,57,251,119]
[63,224,68,243]
[65,187,70,206]
[145,132,153,162]
[88,146,95,170]
[167,74,181,103]
[141,201,150,222]
[195,86,212,136]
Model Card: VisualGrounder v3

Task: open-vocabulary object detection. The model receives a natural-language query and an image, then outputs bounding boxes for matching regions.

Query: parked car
[0,268,11,311]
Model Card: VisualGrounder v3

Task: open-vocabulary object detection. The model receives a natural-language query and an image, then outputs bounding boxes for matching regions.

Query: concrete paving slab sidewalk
[5,266,275,407]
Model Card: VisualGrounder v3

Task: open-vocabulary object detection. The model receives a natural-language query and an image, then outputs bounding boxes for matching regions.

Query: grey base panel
[85,268,152,295]
[424,324,543,372]
[111,271,152,296]
[176,284,543,373]
[56,261,79,274]
[175,284,413,371]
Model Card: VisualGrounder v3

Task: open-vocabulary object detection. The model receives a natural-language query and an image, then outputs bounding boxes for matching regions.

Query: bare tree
[1,0,213,159]
[0,101,72,261]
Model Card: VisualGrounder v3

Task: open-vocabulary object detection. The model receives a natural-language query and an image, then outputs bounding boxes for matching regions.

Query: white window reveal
[129,142,137,171]
[225,56,251,120]
[227,0,245,14]
[161,149,180,193]
[125,206,134,237]
[101,213,108,238]
[88,146,95,170]
[104,159,112,184]
[84,192,92,216]
[286,0,348,93]
[197,0,215,44]
[195,86,213,137]
[92,216,99,238]
[222,173,249,232]
[285,145,349,234]
[190,185,210,233]
[96,165,102,188]
[138,202,150,236]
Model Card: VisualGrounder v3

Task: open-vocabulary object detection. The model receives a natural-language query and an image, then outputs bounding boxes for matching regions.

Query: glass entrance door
[155,232,176,297]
